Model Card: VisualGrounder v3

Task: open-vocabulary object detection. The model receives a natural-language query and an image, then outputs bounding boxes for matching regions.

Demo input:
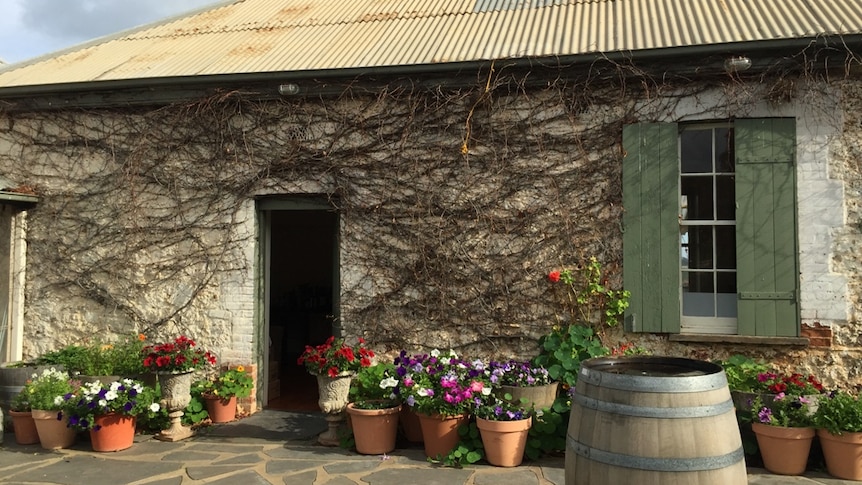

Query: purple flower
[757,407,773,424]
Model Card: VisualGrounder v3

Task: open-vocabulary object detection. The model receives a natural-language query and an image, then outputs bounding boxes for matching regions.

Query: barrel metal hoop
[578,366,727,393]
[574,393,734,418]
[567,435,745,471]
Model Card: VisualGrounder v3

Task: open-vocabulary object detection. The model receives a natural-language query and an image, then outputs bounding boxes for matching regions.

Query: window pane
[683,272,715,317]
[715,226,736,269]
[688,226,713,269]
[716,272,737,318]
[715,175,735,220]
[681,130,712,173]
[715,127,734,173]
[681,177,713,220]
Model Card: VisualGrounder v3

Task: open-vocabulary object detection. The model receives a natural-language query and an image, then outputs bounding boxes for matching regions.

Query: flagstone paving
[0,410,856,484]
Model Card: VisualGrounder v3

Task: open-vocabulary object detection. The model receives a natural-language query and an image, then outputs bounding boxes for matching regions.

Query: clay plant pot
[751,422,814,475]
[416,413,468,459]
[476,416,532,467]
[399,406,424,443]
[817,428,862,480]
[31,409,76,450]
[9,410,40,445]
[346,402,401,454]
[90,413,136,452]
[205,395,238,423]
[496,382,559,411]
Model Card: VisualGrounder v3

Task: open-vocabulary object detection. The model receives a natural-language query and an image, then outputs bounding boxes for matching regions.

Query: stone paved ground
[0,410,856,484]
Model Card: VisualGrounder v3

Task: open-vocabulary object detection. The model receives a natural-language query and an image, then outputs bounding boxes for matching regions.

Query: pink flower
[470,381,484,393]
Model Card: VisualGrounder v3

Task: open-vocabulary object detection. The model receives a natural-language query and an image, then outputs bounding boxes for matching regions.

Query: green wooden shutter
[735,118,799,336]
[622,123,680,333]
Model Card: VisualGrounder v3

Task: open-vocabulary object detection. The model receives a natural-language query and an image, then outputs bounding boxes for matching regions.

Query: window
[622,119,799,336]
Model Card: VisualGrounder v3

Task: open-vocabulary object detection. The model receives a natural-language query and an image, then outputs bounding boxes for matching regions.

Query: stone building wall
[0,71,860,388]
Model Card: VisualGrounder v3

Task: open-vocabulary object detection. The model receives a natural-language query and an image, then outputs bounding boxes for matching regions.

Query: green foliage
[430,421,484,468]
[20,367,78,411]
[533,324,608,389]
[718,354,770,392]
[550,257,630,328]
[35,335,147,376]
[525,409,570,460]
[349,362,399,406]
[813,391,862,435]
[198,366,254,399]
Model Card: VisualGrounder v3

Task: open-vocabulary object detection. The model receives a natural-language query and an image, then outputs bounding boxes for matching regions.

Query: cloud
[1,0,222,64]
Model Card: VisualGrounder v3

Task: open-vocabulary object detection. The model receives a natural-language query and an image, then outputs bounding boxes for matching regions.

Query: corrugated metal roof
[0,0,860,89]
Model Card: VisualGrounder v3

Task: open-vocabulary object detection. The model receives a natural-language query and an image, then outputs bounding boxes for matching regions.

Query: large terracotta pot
[399,406,424,443]
[751,422,814,475]
[496,382,559,411]
[346,402,401,454]
[477,416,532,467]
[9,410,40,445]
[205,395,238,423]
[817,428,862,480]
[416,412,468,458]
[31,409,76,450]
[90,413,136,452]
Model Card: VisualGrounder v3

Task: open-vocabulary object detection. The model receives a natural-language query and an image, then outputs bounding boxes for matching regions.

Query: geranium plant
[395,349,491,417]
[753,392,815,428]
[20,367,80,411]
[61,378,161,431]
[488,360,551,387]
[754,371,824,396]
[141,335,217,373]
[296,336,375,377]
[812,390,862,435]
[199,366,254,400]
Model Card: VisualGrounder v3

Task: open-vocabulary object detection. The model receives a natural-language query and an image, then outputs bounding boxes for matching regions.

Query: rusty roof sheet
[0,0,860,89]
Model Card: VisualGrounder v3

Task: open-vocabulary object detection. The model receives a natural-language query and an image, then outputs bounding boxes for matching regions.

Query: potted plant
[8,386,39,445]
[297,336,376,445]
[61,377,161,452]
[141,335,217,442]
[35,334,149,383]
[198,365,254,423]
[812,390,862,480]
[489,360,556,410]
[21,367,79,449]
[345,362,401,455]
[750,392,817,475]
[395,349,491,459]
[474,395,532,467]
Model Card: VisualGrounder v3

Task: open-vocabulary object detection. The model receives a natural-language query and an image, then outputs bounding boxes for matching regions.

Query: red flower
[548,270,561,283]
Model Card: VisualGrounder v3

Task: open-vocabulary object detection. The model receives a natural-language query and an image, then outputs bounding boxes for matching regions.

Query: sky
[0,0,226,65]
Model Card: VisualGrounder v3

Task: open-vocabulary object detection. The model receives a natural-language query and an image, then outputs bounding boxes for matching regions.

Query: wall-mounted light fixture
[278,83,300,95]
[724,56,752,73]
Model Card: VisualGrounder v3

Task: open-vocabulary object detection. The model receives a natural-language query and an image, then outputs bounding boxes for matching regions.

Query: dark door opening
[266,209,338,411]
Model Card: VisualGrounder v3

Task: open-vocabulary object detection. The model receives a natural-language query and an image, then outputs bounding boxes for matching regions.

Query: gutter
[0,36,859,106]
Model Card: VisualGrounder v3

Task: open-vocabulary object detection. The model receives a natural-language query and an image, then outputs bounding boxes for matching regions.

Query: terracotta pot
[205,395,238,423]
[751,422,814,475]
[399,406,424,443]
[346,402,401,454]
[31,409,76,450]
[9,410,40,445]
[817,428,862,480]
[90,413,136,452]
[496,382,558,410]
[476,416,532,467]
[416,412,468,458]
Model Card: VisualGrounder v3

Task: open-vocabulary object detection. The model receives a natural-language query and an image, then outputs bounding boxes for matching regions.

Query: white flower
[53,395,64,406]
[98,399,108,407]
[105,390,119,401]
[430,349,441,357]
[481,387,492,396]
[379,377,398,389]
[417,388,431,397]
[149,403,161,412]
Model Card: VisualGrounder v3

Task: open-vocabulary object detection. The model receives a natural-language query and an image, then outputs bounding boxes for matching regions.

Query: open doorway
[262,204,338,411]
